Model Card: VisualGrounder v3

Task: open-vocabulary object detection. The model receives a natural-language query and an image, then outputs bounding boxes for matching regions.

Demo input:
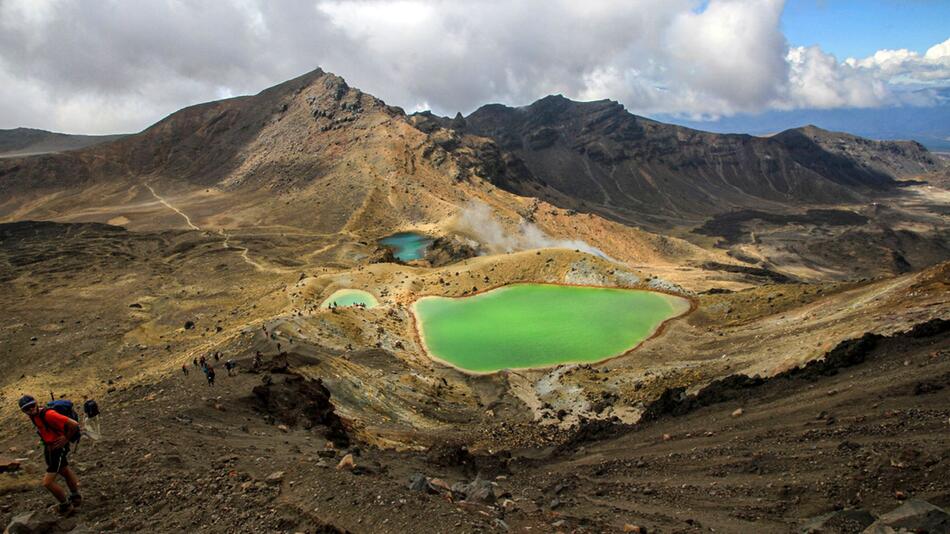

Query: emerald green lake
[321,289,379,309]
[413,284,690,373]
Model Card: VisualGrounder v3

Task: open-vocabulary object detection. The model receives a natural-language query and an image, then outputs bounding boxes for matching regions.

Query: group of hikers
[327,301,368,311]
[18,326,280,515]
[181,351,238,386]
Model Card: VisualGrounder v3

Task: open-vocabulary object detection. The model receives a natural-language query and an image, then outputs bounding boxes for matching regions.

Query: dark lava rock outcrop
[639,318,948,424]
[252,372,349,447]
[863,499,950,533]
[424,236,478,267]
[699,261,793,284]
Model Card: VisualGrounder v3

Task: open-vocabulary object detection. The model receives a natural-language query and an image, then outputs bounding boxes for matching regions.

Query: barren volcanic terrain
[0,70,947,533]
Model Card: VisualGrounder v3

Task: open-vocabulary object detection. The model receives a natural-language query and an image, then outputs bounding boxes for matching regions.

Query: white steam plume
[451,201,614,260]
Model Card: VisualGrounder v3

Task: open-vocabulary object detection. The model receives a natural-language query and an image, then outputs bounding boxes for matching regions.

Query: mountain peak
[534,94,570,104]
[528,94,624,110]
[257,67,342,99]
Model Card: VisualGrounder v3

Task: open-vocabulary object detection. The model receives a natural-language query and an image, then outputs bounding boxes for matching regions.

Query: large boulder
[252,372,348,447]
[407,473,428,492]
[863,499,950,533]
[801,509,875,533]
[450,477,497,504]
[4,510,76,534]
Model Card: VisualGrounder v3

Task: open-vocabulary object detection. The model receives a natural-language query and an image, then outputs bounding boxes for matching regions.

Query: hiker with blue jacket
[18,395,82,515]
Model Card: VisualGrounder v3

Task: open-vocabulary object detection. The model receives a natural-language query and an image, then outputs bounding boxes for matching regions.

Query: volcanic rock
[800,508,875,533]
[450,477,496,504]
[863,499,950,533]
[3,510,74,534]
[252,372,348,447]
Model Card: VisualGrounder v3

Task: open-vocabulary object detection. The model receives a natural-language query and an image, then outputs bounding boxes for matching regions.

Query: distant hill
[0,127,126,158]
[661,89,950,152]
[416,95,942,229]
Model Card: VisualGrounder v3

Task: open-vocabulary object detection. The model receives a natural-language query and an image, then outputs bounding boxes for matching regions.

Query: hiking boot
[69,493,82,507]
[55,501,74,516]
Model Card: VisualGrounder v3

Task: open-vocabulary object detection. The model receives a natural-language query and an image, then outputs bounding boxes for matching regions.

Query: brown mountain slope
[0,69,712,271]
[417,96,942,229]
[2,71,940,233]
[0,69,945,281]
[0,69,470,234]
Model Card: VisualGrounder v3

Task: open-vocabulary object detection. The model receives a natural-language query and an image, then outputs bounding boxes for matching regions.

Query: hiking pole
[73,412,81,455]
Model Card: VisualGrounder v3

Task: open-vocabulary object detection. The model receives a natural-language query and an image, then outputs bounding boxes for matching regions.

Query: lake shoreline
[320,288,380,309]
[410,281,696,375]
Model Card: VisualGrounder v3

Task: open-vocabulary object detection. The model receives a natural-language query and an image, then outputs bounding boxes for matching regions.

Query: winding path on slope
[144,183,288,274]
[217,229,289,274]
[144,183,199,230]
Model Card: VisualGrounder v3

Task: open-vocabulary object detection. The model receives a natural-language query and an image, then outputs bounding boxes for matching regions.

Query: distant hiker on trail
[276,342,282,353]
[192,357,198,368]
[214,352,221,362]
[199,355,207,370]
[225,359,236,376]
[252,351,263,371]
[204,365,216,386]
[18,395,82,515]
[181,364,188,375]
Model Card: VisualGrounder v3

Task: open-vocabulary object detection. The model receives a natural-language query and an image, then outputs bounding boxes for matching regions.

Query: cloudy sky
[1,0,948,134]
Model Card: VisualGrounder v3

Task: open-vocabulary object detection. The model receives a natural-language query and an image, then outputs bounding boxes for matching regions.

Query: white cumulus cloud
[0,0,946,133]
[783,46,893,109]
[844,37,950,84]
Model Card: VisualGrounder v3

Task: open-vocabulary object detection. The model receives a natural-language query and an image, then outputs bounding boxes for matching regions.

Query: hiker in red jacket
[19,395,82,515]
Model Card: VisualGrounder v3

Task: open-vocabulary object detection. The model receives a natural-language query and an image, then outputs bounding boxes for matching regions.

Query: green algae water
[413,284,689,373]
[379,232,433,261]
[321,289,379,309]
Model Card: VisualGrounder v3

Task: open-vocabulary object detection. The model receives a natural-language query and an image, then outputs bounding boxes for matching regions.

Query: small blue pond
[379,232,433,262]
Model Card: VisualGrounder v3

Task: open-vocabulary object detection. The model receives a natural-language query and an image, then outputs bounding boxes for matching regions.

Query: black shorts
[43,444,69,473]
